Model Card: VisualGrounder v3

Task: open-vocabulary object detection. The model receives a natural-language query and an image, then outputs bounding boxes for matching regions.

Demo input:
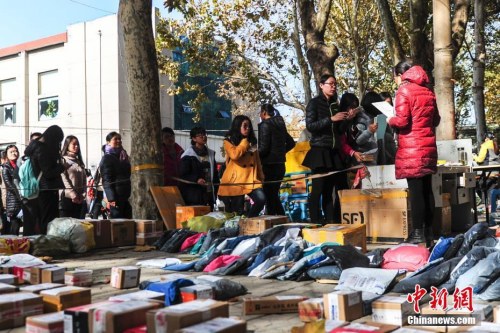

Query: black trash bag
[456,222,490,257]
[442,234,464,260]
[448,246,498,284]
[472,236,498,248]
[392,256,462,293]
[210,254,254,276]
[160,229,197,253]
[199,227,239,255]
[152,229,178,249]
[321,244,370,270]
[366,248,388,268]
[307,265,342,280]
[193,276,248,300]
[31,235,71,258]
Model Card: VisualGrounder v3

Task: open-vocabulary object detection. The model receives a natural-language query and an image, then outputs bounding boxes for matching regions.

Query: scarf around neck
[105,144,130,163]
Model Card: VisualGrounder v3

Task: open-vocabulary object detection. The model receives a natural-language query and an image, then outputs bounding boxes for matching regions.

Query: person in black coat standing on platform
[23,125,65,235]
[258,104,296,215]
[99,131,132,219]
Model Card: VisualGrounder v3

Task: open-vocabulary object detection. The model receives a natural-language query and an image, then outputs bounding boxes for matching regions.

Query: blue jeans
[491,188,500,213]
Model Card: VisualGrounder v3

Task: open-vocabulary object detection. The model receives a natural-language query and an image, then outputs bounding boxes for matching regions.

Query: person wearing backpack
[23,125,65,235]
[99,131,132,219]
[59,135,87,219]
[1,145,22,235]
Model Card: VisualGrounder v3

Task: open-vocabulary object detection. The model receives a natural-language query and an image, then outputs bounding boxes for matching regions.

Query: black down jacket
[258,115,295,165]
[1,162,22,217]
[99,153,131,202]
[305,93,341,149]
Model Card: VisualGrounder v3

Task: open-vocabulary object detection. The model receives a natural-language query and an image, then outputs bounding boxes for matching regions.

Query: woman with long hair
[218,115,265,217]
[388,60,440,245]
[99,131,132,219]
[1,145,22,235]
[60,135,87,218]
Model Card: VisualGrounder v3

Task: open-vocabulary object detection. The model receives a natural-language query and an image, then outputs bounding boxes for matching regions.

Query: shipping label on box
[13,265,40,284]
[323,291,363,321]
[85,219,112,249]
[177,317,247,333]
[41,266,65,284]
[93,300,161,333]
[65,270,93,287]
[302,224,367,252]
[176,206,211,228]
[26,311,64,333]
[147,299,229,333]
[371,295,413,326]
[239,215,290,235]
[243,295,307,315]
[110,219,136,247]
[340,188,412,241]
[110,266,141,289]
[298,298,324,322]
[0,292,44,330]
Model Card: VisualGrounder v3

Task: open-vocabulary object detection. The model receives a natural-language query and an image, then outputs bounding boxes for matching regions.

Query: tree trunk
[292,0,313,106]
[298,0,339,93]
[409,0,433,73]
[374,0,405,65]
[473,0,487,147]
[451,0,472,59]
[118,0,163,219]
[433,0,456,140]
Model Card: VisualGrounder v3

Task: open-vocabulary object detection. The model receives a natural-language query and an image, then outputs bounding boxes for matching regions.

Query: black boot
[425,227,434,248]
[405,228,425,244]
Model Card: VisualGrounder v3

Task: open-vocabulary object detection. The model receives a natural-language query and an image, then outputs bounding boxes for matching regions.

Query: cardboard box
[180,284,214,302]
[371,295,414,326]
[30,264,57,284]
[65,270,93,287]
[176,205,211,228]
[26,311,64,332]
[433,193,451,237]
[110,219,136,246]
[298,298,324,322]
[0,292,44,330]
[340,188,411,241]
[238,215,289,235]
[85,219,112,249]
[243,296,307,315]
[108,290,165,302]
[123,325,148,333]
[13,264,40,284]
[323,291,363,321]
[331,321,400,333]
[302,224,367,252]
[64,300,121,333]
[147,299,229,333]
[20,283,65,294]
[0,273,18,285]
[135,219,164,246]
[0,282,17,294]
[41,266,65,284]
[177,317,247,333]
[494,305,500,323]
[110,266,141,289]
[92,300,160,333]
[40,286,91,312]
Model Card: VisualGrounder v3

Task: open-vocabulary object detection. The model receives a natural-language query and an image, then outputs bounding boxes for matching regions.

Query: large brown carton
[65,270,93,287]
[238,215,289,235]
[0,292,44,329]
[64,300,121,333]
[371,295,414,326]
[135,219,164,246]
[339,188,411,241]
[85,219,112,248]
[110,266,141,289]
[177,317,247,333]
[302,224,367,252]
[108,290,165,302]
[0,282,17,294]
[433,193,452,237]
[41,266,65,284]
[110,219,136,246]
[40,286,91,312]
[147,299,229,333]
[175,205,211,228]
[243,295,307,315]
[20,282,64,294]
[92,300,160,333]
[30,264,57,284]
[13,264,40,284]
[26,311,64,332]
[323,291,363,321]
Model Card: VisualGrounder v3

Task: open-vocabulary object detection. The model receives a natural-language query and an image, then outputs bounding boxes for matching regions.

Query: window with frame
[38,70,59,120]
[0,78,16,125]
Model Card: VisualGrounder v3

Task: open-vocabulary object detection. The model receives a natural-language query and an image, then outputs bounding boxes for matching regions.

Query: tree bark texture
[375,0,405,65]
[451,0,471,59]
[409,0,433,73]
[118,0,163,219]
[293,0,313,105]
[433,0,456,140]
[473,0,487,147]
[298,0,339,93]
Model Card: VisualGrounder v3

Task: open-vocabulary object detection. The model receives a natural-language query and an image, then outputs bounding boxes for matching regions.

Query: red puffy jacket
[388,66,441,179]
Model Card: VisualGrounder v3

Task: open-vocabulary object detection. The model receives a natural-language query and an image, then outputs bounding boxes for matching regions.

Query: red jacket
[388,66,441,179]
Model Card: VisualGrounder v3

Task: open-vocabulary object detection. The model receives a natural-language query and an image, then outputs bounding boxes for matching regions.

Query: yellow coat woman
[218,115,266,217]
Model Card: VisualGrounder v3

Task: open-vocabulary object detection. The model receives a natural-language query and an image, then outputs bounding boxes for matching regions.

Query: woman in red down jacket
[388,60,440,246]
